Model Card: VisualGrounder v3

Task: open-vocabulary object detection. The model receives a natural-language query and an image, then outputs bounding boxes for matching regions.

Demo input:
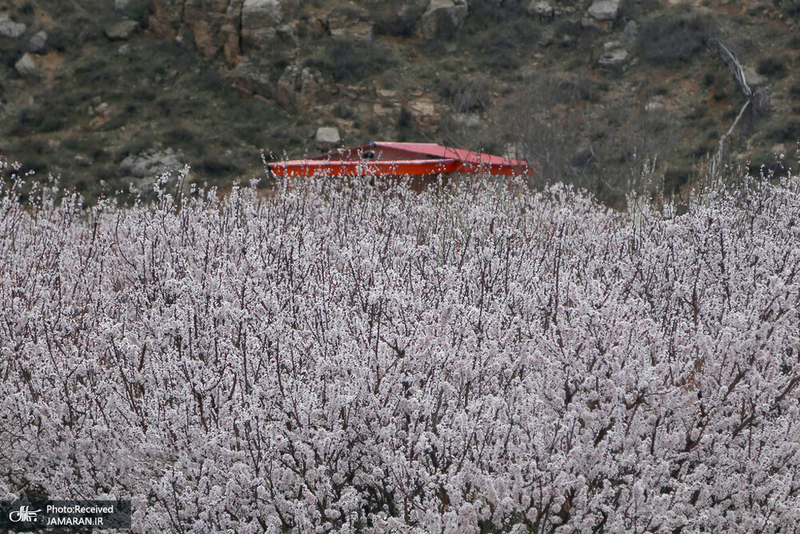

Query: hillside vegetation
[0,0,799,206]
[2,162,799,531]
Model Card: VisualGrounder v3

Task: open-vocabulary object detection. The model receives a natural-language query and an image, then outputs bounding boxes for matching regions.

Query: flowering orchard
[1,167,799,533]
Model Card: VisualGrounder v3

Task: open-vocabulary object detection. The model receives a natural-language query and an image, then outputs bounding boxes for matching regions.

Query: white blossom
[0,171,799,531]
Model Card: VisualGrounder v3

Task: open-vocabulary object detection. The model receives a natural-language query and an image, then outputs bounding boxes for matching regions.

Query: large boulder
[325,3,374,43]
[241,0,284,51]
[15,53,39,79]
[418,0,469,41]
[28,30,48,53]
[106,20,141,40]
[597,41,630,71]
[587,0,621,21]
[0,14,26,39]
[120,147,186,186]
[315,127,340,150]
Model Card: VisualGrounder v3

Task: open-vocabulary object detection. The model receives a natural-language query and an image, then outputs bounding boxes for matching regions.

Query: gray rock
[277,66,326,110]
[241,0,283,51]
[618,20,638,50]
[587,0,621,21]
[315,127,340,150]
[419,0,469,41]
[120,147,185,182]
[581,16,600,30]
[15,53,38,79]
[528,1,555,22]
[325,4,374,43]
[0,14,26,39]
[28,31,48,53]
[115,0,132,9]
[233,57,275,97]
[105,20,140,40]
[598,41,630,70]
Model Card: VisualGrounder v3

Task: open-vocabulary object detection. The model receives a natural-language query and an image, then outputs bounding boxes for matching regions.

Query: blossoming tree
[1,163,799,532]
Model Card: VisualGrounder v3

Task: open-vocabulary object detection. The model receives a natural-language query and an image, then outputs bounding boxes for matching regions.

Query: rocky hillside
[1,0,799,206]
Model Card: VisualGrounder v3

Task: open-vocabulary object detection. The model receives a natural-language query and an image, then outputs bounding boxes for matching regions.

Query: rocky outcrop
[408,97,441,128]
[28,31,48,53]
[149,0,245,63]
[233,57,275,96]
[15,53,38,79]
[0,14,28,39]
[418,0,469,40]
[587,0,621,21]
[598,41,630,71]
[148,0,306,64]
[277,66,329,110]
[106,20,141,40]
[148,0,186,39]
[241,0,284,51]
[527,1,555,22]
[324,3,374,43]
[0,14,26,39]
[120,147,186,185]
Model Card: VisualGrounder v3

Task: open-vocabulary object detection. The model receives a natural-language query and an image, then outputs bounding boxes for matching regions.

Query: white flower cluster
[1,171,799,532]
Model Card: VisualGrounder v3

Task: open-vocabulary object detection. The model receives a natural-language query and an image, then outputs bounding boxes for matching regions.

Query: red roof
[267,142,531,178]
